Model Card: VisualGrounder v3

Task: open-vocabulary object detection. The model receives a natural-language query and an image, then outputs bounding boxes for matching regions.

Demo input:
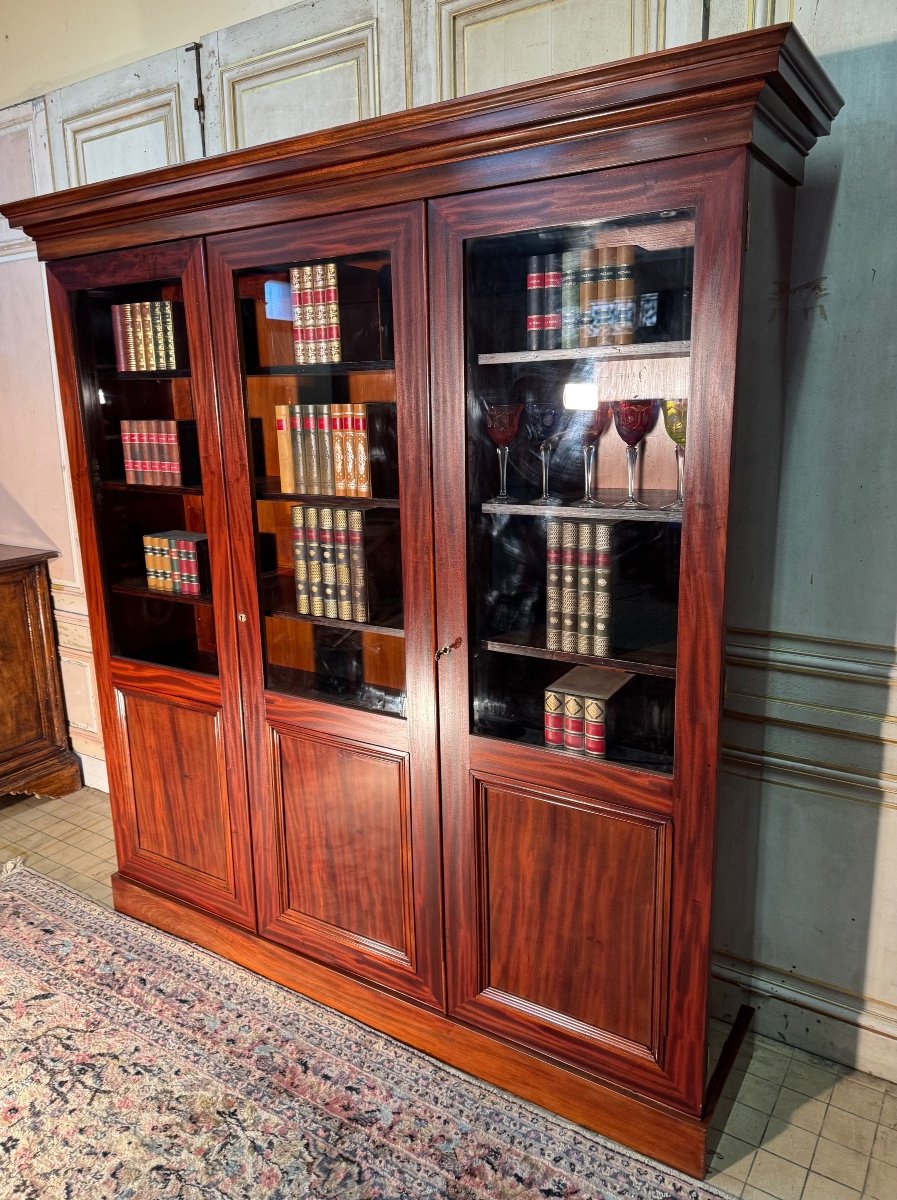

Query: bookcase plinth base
[111,873,712,1179]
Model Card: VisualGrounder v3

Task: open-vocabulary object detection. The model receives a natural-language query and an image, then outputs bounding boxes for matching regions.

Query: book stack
[142,531,208,596]
[546,518,612,657]
[579,244,637,347]
[289,262,341,364]
[291,504,368,622]
[120,419,196,486]
[112,301,181,371]
[524,253,562,350]
[274,402,371,498]
[543,666,632,758]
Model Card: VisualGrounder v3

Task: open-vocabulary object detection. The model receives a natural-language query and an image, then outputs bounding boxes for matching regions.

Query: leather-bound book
[526,254,544,350]
[614,244,636,344]
[331,402,349,495]
[348,509,368,622]
[139,301,156,370]
[578,250,600,347]
[543,682,565,748]
[325,261,341,363]
[289,403,306,494]
[595,247,616,345]
[319,506,338,618]
[545,518,562,650]
[120,420,136,484]
[542,253,562,350]
[352,403,371,498]
[560,520,579,652]
[302,403,320,493]
[301,266,316,364]
[291,505,310,616]
[334,508,352,620]
[576,522,595,655]
[560,251,580,349]
[111,305,127,372]
[275,404,296,494]
[121,304,138,371]
[593,521,612,657]
[132,303,147,371]
[316,404,335,494]
[161,301,177,368]
[150,301,167,369]
[289,267,306,365]
[304,506,324,616]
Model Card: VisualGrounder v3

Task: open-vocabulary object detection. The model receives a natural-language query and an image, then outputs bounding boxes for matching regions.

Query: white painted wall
[0,0,895,1077]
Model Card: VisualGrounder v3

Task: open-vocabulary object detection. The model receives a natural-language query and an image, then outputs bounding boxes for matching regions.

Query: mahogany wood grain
[6,26,840,261]
[44,243,256,930]
[0,549,81,797]
[112,874,710,1178]
[207,204,443,1006]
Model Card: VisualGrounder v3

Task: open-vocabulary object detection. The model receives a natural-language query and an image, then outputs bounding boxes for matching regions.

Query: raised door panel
[269,729,413,964]
[123,692,231,886]
[0,575,44,754]
[477,781,668,1051]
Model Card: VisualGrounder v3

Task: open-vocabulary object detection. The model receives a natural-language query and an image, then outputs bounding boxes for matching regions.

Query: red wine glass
[485,403,524,503]
[612,399,659,508]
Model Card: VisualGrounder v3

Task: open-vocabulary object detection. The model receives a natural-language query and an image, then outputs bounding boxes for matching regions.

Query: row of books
[112,301,182,372]
[275,403,371,498]
[142,531,208,595]
[543,666,632,758]
[291,504,369,622]
[289,263,341,364]
[121,419,196,486]
[526,245,636,351]
[547,519,611,656]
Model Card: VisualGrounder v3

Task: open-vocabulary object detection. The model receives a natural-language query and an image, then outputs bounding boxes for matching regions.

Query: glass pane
[74,280,219,675]
[235,251,405,717]
[465,210,694,774]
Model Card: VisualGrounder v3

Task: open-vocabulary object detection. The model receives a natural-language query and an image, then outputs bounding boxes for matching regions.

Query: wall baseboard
[711,952,897,1083]
[77,752,108,793]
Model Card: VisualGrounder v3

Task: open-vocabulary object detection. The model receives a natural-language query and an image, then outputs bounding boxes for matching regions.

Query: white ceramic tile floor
[2,790,895,1198]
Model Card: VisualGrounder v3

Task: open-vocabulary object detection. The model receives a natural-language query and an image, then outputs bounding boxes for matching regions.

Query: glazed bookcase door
[430,151,746,1112]
[46,241,256,929]
[208,204,443,1008]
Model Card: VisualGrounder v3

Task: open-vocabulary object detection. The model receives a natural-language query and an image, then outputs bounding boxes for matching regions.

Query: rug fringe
[1,856,24,876]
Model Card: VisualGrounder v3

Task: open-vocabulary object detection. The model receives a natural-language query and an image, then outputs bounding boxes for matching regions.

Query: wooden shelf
[98,366,191,380]
[264,573,403,635]
[267,608,404,639]
[265,664,406,717]
[255,477,399,508]
[482,634,676,678]
[101,480,202,496]
[481,491,682,522]
[111,579,212,607]
[477,340,689,365]
[246,360,394,377]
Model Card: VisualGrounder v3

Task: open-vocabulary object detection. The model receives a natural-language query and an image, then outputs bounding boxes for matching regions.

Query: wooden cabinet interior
[6,24,841,1178]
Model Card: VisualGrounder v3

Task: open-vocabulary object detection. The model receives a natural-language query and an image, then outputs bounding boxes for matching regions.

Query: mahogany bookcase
[7,24,841,1176]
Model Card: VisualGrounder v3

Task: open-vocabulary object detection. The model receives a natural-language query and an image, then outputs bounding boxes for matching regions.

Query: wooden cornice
[5,23,841,259]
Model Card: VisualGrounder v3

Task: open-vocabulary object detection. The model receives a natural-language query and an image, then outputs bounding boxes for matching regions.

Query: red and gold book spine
[291,504,310,615]
[343,406,357,496]
[275,404,296,494]
[319,506,338,618]
[593,521,612,657]
[351,403,371,498]
[139,302,156,371]
[312,263,328,364]
[164,420,181,486]
[316,404,335,494]
[324,261,341,363]
[576,521,595,655]
[148,419,164,485]
[563,691,586,753]
[133,418,148,485]
[175,537,192,596]
[542,253,562,350]
[348,509,368,622]
[289,267,307,366]
[300,266,316,364]
[595,247,616,346]
[578,250,600,348]
[331,402,348,495]
[583,696,607,758]
[111,305,127,372]
[121,420,136,484]
[614,244,636,345]
[560,520,578,652]
[526,254,544,350]
[334,508,352,620]
[169,537,182,595]
[121,304,138,371]
[545,518,562,650]
[543,683,565,749]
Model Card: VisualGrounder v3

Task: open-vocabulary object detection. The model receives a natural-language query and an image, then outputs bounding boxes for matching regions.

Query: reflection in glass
[613,399,659,509]
[661,399,687,511]
[573,401,611,509]
[485,402,524,503]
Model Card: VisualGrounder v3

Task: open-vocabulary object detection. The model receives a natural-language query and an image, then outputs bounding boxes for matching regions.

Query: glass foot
[614,496,649,509]
[569,497,603,508]
[529,495,559,506]
[662,498,684,512]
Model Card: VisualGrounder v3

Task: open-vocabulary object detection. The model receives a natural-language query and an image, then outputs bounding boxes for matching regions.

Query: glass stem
[626,444,639,503]
[675,444,684,504]
[582,444,595,502]
[496,444,509,499]
[539,443,552,500]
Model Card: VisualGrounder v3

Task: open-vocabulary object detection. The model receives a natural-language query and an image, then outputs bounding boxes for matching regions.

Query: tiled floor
[0,787,116,908]
[1,790,895,1199]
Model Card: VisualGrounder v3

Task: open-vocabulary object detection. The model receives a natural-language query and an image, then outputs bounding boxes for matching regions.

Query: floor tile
[710,1134,756,1182]
[745,1149,806,1200]
[723,1069,748,1100]
[757,1118,816,1168]
[833,1066,887,1092]
[864,1157,897,1200]
[819,1106,876,1156]
[742,1187,778,1200]
[878,1091,897,1130]
[746,1050,791,1087]
[771,1088,827,1135]
[801,1173,860,1200]
[828,1077,884,1123]
[809,1138,869,1191]
[782,1061,837,1102]
[706,1171,745,1196]
[714,1102,770,1145]
[736,1074,782,1115]
[871,1123,897,1167]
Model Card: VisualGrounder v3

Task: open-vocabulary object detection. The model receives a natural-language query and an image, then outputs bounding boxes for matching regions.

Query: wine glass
[571,402,611,508]
[612,399,659,508]
[661,399,687,510]
[524,390,561,505]
[485,402,524,503]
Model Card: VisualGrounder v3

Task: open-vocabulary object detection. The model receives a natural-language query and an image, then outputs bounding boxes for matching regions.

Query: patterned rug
[0,863,731,1199]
